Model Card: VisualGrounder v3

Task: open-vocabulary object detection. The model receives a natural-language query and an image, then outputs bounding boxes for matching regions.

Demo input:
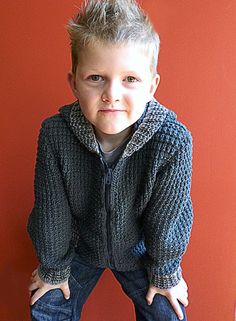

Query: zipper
[102,161,114,267]
[105,167,112,185]
[105,167,113,266]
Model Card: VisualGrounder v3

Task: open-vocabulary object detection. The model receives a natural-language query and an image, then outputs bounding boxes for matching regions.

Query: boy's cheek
[77,87,101,100]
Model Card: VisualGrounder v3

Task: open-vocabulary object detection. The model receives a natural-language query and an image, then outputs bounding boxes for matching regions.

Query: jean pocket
[31,289,72,320]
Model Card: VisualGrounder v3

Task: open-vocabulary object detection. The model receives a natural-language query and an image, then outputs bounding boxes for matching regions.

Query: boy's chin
[94,125,133,136]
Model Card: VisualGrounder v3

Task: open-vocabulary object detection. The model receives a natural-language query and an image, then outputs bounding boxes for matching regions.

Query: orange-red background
[1,1,236,320]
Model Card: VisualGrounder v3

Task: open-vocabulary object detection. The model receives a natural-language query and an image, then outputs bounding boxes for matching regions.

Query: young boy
[27,1,193,320]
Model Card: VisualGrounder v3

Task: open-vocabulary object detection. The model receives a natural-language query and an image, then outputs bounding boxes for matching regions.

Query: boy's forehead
[77,42,153,72]
[78,41,151,56]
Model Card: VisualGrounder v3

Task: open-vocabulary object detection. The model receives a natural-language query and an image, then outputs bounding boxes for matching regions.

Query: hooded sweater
[27,98,193,289]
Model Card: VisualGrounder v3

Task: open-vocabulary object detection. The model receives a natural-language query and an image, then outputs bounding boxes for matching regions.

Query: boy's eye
[126,76,138,83]
[88,75,103,81]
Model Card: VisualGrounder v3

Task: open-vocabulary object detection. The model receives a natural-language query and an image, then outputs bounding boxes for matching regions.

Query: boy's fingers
[182,280,188,290]
[178,296,189,307]
[30,288,47,306]
[145,286,157,305]
[168,296,184,320]
[31,269,38,277]
[61,284,70,300]
[28,282,39,292]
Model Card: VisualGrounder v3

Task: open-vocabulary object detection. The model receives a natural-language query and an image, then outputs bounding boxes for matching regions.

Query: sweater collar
[59,99,175,158]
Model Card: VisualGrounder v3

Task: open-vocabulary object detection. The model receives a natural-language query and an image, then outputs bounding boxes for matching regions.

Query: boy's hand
[145,277,188,320]
[28,268,70,305]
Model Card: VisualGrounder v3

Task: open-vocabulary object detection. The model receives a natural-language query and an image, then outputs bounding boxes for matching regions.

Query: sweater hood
[59,99,177,157]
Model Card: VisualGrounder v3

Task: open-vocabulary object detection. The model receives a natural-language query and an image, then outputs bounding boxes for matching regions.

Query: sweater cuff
[147,266,182,289]
[38,265,71,285]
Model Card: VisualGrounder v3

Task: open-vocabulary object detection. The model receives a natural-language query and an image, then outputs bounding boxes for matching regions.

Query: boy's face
[68,43,160,135]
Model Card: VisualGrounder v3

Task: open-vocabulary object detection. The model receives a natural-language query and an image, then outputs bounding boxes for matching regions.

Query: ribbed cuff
[147,266,182,289]
[38,265,71,285]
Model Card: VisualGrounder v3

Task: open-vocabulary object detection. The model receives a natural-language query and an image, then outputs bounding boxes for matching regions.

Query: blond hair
[67,0,160,75]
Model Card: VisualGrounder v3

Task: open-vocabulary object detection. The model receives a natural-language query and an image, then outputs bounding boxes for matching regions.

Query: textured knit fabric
[27,98,193,288]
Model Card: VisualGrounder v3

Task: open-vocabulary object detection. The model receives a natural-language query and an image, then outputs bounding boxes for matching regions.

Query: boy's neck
[94,126,133,153]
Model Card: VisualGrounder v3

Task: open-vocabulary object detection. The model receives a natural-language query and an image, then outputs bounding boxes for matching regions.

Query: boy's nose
[101,81,122,103]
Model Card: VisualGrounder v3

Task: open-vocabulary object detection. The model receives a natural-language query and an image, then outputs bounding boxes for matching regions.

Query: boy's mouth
[99,104,125,111]
[99,109,125,113]
[100,109,124,112]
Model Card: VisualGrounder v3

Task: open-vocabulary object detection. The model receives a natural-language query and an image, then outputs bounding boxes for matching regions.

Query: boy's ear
[149,73,160,99]
[67,72,78,97]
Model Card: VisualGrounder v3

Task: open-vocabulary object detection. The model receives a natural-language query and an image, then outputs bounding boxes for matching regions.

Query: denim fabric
[30,254,187,321]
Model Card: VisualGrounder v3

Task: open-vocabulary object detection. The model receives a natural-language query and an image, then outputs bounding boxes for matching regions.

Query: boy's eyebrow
[124,70,142,75]
[80,69,143,75]
[79,68,106,73]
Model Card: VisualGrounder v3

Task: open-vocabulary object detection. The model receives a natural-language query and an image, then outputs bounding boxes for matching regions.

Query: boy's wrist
[38,264,71,285]
[147,266,182,289]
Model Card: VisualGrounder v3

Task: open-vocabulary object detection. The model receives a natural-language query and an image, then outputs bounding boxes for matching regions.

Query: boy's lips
[99,109,125,112]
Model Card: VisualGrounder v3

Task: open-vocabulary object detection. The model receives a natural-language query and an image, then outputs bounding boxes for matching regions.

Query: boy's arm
[27,121,74,285]
[142,133,193,289]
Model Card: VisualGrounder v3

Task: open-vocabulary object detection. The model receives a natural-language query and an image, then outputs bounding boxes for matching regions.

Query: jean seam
[70,273,83,289]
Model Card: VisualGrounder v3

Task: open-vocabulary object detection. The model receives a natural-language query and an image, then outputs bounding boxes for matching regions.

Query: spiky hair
[67,0,160,74]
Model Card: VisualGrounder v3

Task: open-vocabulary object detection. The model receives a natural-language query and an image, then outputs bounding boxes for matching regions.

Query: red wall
[1,1,236,320]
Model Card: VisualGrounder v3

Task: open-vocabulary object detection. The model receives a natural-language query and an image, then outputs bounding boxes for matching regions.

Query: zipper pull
[105,168,112,185]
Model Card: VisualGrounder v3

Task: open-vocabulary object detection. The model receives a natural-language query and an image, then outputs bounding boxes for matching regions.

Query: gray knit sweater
[27,98,193,289]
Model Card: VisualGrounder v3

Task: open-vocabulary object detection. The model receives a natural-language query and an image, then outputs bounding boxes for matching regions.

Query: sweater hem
[38,265,71,285]
[147,266,182,289]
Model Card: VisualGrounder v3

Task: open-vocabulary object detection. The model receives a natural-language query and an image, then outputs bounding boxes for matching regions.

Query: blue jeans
[30,254,187,321]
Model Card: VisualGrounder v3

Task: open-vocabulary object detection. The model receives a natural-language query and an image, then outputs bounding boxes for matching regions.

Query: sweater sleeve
[27,121,74,284]
[142,134,193,289]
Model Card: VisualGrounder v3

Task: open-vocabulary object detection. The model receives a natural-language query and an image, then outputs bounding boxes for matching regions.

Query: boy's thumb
[62,286,70,300]
[146,286,156,305]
